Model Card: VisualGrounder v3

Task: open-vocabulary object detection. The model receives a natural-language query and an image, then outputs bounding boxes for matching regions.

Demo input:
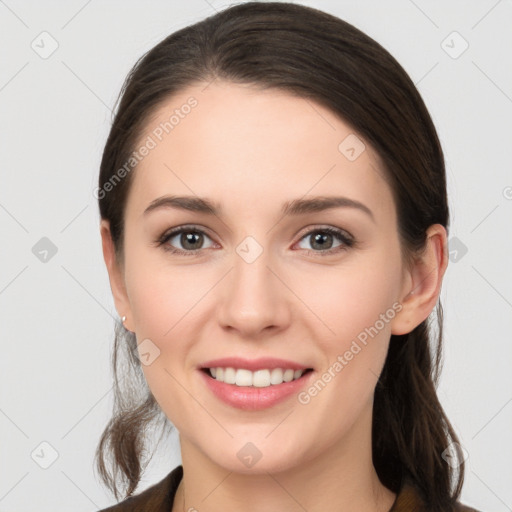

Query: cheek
[296,256,401,347]
[125,247,207,336]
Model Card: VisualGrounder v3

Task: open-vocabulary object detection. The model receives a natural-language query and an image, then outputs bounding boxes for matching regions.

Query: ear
[390,224,448,335]
[100,220,134,332]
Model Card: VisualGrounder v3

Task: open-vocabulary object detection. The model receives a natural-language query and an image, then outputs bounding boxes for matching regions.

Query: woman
[95,2,480,511]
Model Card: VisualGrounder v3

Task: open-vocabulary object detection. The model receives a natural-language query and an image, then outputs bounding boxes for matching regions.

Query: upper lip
[200,357,312,372]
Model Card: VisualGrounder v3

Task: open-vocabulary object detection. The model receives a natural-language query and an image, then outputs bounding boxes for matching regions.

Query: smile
[203,367,313,387]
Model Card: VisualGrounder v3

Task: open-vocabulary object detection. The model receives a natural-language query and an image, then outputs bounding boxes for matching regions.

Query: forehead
[126,81,395,221]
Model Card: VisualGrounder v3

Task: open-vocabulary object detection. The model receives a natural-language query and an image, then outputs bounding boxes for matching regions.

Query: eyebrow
[143,195,374,222]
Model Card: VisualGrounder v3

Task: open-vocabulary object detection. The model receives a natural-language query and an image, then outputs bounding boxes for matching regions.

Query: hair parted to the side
[96,2,465,509]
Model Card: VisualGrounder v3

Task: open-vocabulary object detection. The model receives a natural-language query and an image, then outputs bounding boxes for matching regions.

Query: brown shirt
[98,465,481,512]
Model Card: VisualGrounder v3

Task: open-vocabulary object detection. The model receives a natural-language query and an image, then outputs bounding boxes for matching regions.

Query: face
[106,80,417,474]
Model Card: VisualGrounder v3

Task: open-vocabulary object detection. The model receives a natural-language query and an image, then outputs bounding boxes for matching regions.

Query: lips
[198,357,314,411]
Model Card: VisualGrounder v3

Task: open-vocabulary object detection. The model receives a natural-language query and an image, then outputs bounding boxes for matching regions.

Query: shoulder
[454,503,481,512]
[97,465,183,512]
[391,477,483,512]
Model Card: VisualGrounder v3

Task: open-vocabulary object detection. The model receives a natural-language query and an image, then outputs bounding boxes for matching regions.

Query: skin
[101,80,448,512]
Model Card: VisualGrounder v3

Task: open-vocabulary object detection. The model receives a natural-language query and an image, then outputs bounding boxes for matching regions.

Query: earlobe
[100,220,134,331]
[390,224,448,336]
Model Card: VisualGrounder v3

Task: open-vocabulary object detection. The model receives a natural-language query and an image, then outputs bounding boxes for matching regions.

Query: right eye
[158,226,216,255]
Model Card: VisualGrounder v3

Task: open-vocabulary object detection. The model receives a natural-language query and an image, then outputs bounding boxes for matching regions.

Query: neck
[172,406,397,512]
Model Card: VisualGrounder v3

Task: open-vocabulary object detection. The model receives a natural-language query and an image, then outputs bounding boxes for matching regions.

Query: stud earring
[121,316,126,323]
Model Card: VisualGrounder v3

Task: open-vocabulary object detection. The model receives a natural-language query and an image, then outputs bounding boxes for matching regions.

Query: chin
[199,439,309,476]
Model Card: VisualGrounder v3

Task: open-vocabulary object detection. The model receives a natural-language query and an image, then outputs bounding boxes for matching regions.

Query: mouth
[197,356,315,410]
[200,367,314,388]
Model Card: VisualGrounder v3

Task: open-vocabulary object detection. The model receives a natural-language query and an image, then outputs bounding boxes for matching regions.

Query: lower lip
[199,369,314,411]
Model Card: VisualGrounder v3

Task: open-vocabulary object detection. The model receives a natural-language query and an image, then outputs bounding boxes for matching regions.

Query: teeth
[224,367,236,384]
[207,367,306,387]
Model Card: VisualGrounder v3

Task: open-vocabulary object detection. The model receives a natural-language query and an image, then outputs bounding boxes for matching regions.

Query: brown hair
[96,2,465,509]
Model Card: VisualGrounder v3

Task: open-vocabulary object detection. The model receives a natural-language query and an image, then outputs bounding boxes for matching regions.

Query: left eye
[295,227,353,253]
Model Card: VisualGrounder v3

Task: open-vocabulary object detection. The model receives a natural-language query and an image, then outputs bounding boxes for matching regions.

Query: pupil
[312,232,332,250]
[182,232,202,250]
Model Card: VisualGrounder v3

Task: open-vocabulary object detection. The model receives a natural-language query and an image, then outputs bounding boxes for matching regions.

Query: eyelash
[156,225,356,257]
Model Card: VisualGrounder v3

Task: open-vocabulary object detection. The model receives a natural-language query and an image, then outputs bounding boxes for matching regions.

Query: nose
[216,243,292,339]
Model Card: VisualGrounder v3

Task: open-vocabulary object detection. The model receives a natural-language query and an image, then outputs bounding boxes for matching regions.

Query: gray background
[1,0,511,510]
